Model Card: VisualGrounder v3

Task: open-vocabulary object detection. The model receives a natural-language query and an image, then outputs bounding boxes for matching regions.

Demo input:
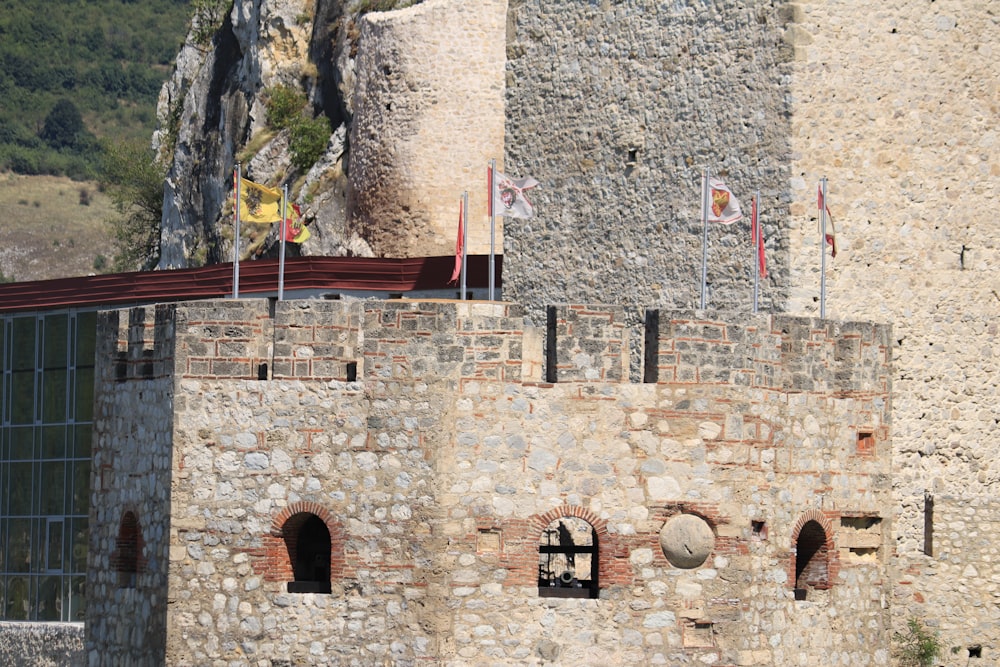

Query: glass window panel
[46,521,63,573]
[8,463,33,515]
[41,369,68,423]
[42,315,68,370]
[74,311,96,369]
[7,519,31,573]
[42,425,66,459]
[0,464,6,515]
[68,575,85,622]
[9,370,36,425]
[4,576,28,620]
[73,367,94,422]
[9,427,33,460]
[10,317,36,371]
[70,520,88,574]
[72,461,90,516]
[40,462,65,515]
[37,576,60,621]
[0,319,6,371]
[73,425,92,458]
[0,518,6,571]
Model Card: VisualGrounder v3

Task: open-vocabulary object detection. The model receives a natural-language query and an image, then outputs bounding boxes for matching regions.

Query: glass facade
[0,310,94,621]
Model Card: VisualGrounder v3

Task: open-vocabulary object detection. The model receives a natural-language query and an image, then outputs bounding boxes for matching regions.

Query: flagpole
[233,164,242,299]
[489,159,497,301]
[753,190,760,314]
[820,177,828,319]
[275,185,287,301]
[460,192,469,300]
[700,168,709,309]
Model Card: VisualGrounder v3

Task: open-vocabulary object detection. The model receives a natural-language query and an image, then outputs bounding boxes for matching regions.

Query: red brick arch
[253,502,346,583]
[788,510,838,591]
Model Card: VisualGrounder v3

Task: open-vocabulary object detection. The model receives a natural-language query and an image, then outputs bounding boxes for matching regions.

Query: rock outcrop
[155,0,505,269]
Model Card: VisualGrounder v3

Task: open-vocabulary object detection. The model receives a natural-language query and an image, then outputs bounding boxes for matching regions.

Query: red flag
[448,199,464,285]
[818,185,836,258]
[751,197,767,278]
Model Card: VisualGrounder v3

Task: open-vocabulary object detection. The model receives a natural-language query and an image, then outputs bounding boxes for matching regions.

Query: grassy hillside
[0,173,116,283]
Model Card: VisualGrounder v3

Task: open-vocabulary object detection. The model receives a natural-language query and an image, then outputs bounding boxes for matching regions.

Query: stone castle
[86,299,892,665]
[1,0,998,664]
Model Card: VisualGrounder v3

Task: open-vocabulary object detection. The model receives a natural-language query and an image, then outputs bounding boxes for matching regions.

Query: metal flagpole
[489,159,497,302]
[820,177,828,319]
[753,190,760,314]
[700,168,709,309]
[461,191,469,300]
[278,185,288,301]
[233,164,242,299]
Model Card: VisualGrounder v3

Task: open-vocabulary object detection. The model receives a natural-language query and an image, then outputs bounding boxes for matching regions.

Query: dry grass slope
[0,173,117,283]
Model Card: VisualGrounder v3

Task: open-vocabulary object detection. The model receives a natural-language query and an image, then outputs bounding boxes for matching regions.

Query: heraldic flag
[706,177,743,224]
[490,168,539,219]
[284,203,311,244]
[239,179,283,224]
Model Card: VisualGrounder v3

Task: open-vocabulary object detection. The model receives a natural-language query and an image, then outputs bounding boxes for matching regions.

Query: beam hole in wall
[923,492,934,557]
[346,361,357,382]
[968,645,982,658]
[538,517,598,599]
[283,513,332,594]
[751,520,767,541]
[682,620,715,648]
[856,430,874,457]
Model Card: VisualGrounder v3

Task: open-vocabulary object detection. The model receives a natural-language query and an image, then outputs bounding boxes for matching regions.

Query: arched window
[794,519,829,599]
[114,511,141,588]
[538,516,599,599]
[283,512,332,594]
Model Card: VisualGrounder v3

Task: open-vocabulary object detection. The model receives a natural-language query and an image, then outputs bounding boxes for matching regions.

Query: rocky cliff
[155,0,504,269]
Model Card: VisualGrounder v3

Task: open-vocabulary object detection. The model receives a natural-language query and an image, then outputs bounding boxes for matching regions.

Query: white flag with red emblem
[707,177,743,224]
[490,167,538,219]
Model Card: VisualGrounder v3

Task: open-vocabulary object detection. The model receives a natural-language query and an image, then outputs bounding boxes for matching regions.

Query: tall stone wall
[348,0,507,258]
[87,299,893,665]
[502,1,794,322]
[780,0,1000,655]
[85,306,177,665]
[0,622,84,667]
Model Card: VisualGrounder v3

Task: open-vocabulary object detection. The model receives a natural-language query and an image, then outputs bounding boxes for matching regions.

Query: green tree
[289,116,331,172]
[98,139,166,271]
[39,99,85,149]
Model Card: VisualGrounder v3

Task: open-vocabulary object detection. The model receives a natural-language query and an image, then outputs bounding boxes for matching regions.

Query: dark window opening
[141,349,154,379]
[643,309,659,383]
[538,517,598,599]
[923,493,934,557]
[284,513,332,594]
[346,362,357,382]
[794,520,829,600]
[545,306,557,384]
[751,520,767,541]
[968,645,982,659]
[257,363,268,380]
[115,511,140,588]
[115,350,128,382]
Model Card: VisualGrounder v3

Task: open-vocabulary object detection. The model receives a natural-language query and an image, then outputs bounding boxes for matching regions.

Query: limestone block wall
[85,306,177,665]
[778,1,1000,654]
[348,0,507,258]
[502,1,794,322]
[84,299,893,665]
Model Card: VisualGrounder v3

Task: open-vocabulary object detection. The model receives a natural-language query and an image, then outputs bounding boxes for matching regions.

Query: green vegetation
[0,0,194,179]
[263,84,331,172]
[353,0,424,15]
[98,140,167,272]
[892,618,941,667]
[191,0,230,46]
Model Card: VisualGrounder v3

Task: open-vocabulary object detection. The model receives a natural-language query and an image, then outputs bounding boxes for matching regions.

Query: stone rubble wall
[0,622,84,667]
[502,0,794,323]
[86,299,892,665]
[85,306,177,665]
[348,0,508,258]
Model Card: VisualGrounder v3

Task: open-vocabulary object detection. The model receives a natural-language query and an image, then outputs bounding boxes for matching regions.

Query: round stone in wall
[659,514,715,569]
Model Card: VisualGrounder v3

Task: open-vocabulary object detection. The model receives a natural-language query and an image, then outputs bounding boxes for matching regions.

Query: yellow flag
[238,179,282,224]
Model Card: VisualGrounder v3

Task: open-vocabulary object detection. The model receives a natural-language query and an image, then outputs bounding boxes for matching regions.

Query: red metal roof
[0,255,500,313]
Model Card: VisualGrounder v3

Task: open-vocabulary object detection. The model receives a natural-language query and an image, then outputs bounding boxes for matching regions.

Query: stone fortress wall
[348,0,507,258]
[501,0,1000,657]
[86,299,892,666]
